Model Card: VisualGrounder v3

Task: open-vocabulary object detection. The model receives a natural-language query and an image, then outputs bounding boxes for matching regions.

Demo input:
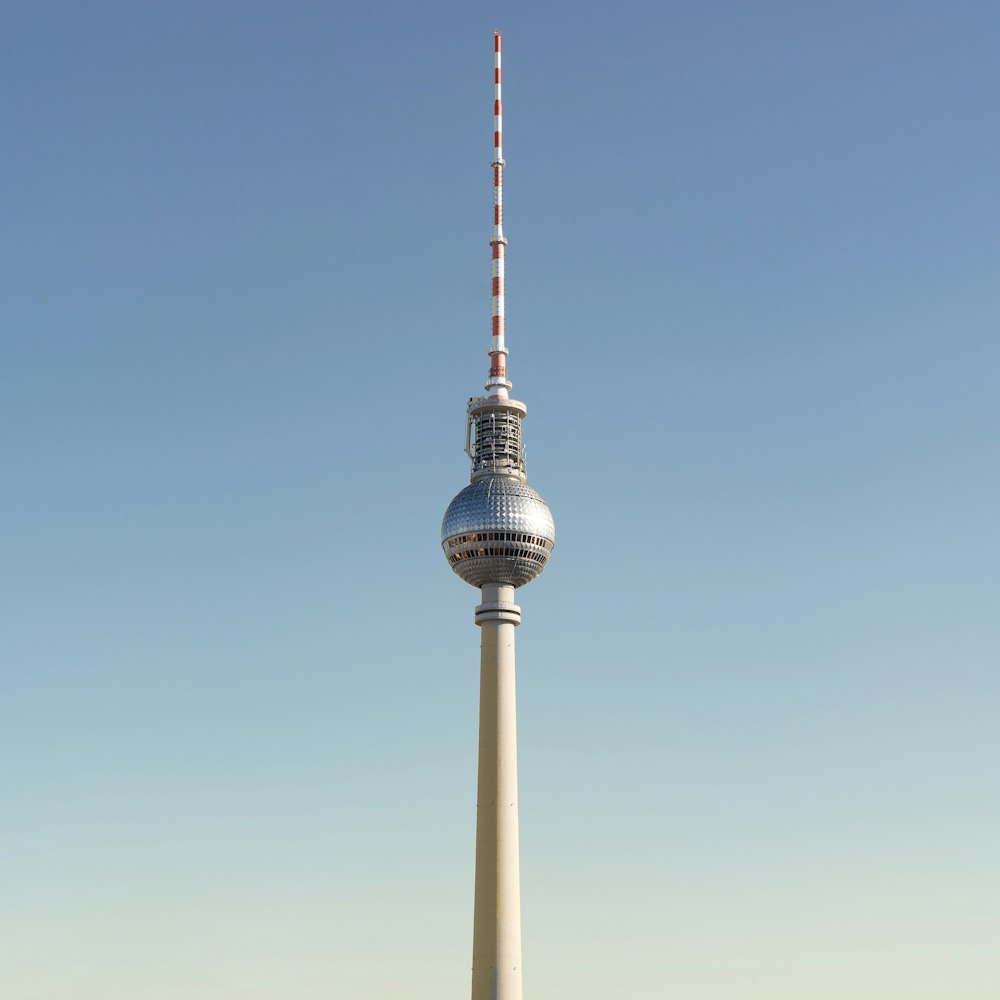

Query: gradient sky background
[3,2,998,998]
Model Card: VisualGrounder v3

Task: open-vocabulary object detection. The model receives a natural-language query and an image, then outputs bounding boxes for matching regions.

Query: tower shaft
[472,584,523,1000]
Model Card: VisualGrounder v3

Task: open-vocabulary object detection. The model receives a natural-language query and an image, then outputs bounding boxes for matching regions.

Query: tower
[441,32,555,1000]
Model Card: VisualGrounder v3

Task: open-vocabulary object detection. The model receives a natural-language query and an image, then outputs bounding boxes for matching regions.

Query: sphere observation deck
[442,474,555,588]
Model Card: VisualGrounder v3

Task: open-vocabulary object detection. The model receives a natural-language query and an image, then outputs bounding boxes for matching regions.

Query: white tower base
[471,583,523,1000]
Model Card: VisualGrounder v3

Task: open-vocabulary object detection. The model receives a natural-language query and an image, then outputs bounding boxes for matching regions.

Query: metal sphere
[442,475,555,588]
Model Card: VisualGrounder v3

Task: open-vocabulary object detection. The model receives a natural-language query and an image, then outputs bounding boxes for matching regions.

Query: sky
[2,1,998,998]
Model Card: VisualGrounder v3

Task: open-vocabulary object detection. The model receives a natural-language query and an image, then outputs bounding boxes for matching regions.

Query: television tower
[441,32,555,1000]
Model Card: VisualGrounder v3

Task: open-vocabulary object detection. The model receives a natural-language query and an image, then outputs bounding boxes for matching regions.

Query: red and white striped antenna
[485,31,511,401]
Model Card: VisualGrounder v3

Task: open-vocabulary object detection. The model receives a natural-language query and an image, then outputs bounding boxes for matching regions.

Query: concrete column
[472,583,523,1000]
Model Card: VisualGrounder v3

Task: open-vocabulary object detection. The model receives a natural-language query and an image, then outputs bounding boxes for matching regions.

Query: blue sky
[3,2,998,997]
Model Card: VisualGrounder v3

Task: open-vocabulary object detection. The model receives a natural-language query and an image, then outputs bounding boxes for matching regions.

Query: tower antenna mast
[487,30,510,401]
